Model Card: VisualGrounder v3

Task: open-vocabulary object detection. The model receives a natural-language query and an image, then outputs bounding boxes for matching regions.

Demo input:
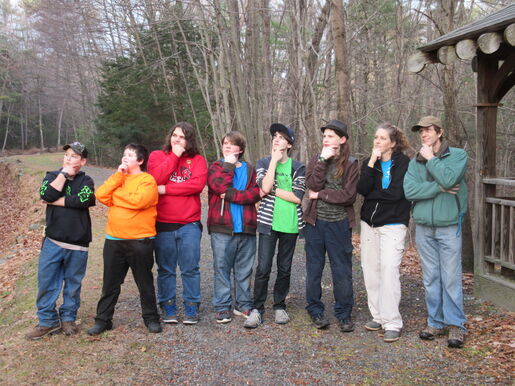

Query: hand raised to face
[320,146,337,160]
[117,164,128,174]
[61,165,77,176]
[271,146,287,162]
[419,144,434,161]
[224,152,239,164]
[370,147,382,162]
[172,143,186,158]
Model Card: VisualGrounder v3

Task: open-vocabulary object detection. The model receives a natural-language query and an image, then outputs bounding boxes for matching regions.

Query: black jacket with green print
[40,169,96,247]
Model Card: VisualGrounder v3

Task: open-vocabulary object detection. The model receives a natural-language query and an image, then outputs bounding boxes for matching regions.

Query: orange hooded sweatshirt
[95,171,158,239]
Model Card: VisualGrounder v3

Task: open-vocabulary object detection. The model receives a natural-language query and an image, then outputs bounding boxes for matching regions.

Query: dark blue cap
[270,123,295,144]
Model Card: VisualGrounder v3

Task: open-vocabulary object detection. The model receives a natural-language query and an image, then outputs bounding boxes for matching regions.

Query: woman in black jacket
[357,123,412,343]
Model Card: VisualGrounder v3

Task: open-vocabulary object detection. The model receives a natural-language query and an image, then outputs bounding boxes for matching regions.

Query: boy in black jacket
[26,142,95,340]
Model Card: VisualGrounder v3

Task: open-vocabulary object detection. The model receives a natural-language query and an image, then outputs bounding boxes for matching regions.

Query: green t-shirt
[272,158,299,233]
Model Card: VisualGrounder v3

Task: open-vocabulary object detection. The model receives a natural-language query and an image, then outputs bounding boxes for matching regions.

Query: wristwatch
[60,171,71,179]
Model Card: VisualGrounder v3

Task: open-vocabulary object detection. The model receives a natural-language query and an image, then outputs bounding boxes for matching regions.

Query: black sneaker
[146,321,162,333]
[310,313,330,329]
[216,310,232,324]
[87,321,113,336]
[338,317,354,333]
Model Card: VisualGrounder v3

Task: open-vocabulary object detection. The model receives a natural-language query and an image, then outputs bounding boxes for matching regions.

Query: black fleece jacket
[39,169,96,246]
[357,151,410,227]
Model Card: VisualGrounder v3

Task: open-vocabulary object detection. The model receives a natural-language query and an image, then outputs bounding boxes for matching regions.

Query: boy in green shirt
[244,124,306,328]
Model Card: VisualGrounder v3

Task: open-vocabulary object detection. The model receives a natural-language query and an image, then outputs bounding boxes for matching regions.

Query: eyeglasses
[64,152,81,159]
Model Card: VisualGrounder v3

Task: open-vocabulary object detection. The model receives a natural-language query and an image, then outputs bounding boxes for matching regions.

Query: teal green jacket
[403,144,468,227]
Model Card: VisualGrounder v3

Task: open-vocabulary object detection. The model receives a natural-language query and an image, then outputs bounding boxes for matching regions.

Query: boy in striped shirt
[244,124,306,328]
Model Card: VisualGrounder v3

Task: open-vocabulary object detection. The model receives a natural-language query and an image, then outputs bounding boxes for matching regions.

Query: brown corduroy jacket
[303,154,359,228]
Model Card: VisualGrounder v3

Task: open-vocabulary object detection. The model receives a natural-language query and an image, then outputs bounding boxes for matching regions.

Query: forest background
[1,0,514,164]
[1,0,514,261]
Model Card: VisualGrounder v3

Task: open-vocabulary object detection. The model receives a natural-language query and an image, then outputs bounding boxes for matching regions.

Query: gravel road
[42,165,505,383]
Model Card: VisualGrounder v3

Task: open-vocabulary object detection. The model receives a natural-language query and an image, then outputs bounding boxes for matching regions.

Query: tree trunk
[56,99,65,149]
[38,94,44,150]
[2,103,12,152]
[330,0,351,127]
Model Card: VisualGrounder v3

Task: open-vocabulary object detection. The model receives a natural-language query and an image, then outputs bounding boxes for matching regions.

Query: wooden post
[474,52,499,277]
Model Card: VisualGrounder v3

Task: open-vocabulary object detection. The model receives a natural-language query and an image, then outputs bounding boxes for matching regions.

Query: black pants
[252,230,298,313]
[94,238,159,325]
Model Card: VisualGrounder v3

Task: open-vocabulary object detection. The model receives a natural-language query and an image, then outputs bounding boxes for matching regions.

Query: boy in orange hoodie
[88,144,161,335]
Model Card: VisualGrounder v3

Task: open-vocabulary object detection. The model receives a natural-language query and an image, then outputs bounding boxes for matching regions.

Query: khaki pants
[360,221,407,331]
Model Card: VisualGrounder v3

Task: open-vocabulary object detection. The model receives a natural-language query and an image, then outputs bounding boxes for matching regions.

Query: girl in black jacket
[357,123,412,343]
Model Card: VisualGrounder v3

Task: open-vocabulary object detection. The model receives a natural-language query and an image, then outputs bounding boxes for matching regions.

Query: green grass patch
[462,346,490,359]
[4,153,63,174]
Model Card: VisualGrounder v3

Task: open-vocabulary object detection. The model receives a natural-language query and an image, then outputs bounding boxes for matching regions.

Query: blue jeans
[155,222,202,305]
[253,230,298,313]
[416,224,466,330]
[36,238,88,327]
[210,232,256,312]
[304,219,354,319]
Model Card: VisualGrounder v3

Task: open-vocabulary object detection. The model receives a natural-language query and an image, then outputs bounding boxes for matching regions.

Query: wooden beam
[407,51,428,73]
[491,52,515,101]
[495,71,515,102]
[505,23,515,46]
[437,45,458,65]
[456,39,477,60]
[478,32,503,54]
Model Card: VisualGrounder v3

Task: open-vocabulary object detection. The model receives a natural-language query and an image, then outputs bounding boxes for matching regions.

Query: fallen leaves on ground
[0,158,513,383]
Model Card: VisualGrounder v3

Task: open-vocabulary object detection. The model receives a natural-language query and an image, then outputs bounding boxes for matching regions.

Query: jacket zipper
[370,202,379,227]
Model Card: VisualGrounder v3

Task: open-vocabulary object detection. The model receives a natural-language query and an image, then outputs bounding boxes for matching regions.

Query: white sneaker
[274,309,290,324]
[243,309,261,329]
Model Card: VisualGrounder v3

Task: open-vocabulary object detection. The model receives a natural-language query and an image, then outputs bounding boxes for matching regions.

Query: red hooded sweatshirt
[148,150,207,224]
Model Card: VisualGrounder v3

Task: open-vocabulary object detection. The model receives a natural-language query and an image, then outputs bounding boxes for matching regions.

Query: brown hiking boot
[419,326,447,340]
[25,324,61,340]
[62,321,79,336]
[447,326,465,348]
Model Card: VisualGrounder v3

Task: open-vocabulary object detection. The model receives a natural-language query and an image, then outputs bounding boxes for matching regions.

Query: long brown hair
[335,141,350,179]
[377,122,413,156]
[163,122,200,157]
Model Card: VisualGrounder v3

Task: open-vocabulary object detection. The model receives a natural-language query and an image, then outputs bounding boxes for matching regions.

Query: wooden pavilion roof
[420,4,515,52]
[407,4,515,73]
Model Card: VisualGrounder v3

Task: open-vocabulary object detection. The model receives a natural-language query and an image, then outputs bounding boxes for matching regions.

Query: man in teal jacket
[404,116,468,349]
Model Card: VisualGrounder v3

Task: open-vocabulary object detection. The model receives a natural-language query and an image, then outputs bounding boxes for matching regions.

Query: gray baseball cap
[411,116,442,132]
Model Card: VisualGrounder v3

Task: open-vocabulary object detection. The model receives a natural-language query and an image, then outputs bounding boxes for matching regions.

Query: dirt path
[0,155,512,384]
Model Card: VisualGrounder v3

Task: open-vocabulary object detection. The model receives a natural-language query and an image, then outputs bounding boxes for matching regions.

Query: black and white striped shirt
[255,156,306,235]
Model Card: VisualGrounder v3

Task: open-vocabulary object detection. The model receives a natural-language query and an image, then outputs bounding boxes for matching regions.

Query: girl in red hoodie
[148,122,208,325]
